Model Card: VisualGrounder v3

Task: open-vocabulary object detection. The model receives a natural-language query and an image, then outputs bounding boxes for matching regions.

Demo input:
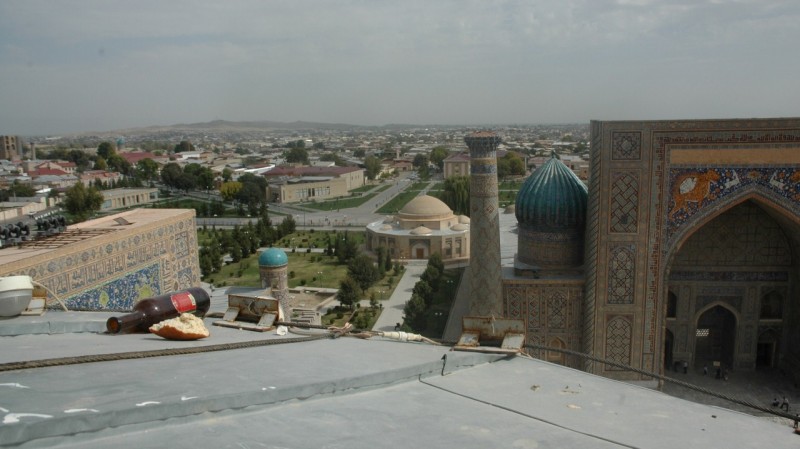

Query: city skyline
[2,0,800,135]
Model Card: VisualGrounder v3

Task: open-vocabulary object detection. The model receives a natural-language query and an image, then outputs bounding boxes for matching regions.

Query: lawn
[201,229,368,289]
[376,190,420,214]
[303,192,378,211]
[409,182,430,191]
[499,180,524,190]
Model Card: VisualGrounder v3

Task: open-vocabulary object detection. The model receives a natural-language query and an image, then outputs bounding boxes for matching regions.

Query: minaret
[464,131,503,316]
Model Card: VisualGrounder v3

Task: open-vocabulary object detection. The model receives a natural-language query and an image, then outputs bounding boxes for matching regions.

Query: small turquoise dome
[515,152,588,230]
[258,248,288,267]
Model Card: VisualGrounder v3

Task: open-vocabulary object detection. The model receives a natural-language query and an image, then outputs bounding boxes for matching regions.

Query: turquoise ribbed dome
[258,248,288,267]
[515,153,588,230]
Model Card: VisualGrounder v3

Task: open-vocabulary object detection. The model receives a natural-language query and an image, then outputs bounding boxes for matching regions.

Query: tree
[313,142,326,150]
[199,248,215,277]
[278,215,296,236]
[334,231,358,264]
[97,141,115,160]
[336,276,362,310]
[374,247,387,276]
[364,155,382,181]
[184,163,214,190]
[403,293,427,331]
[160,162,183,189]
[286,147,310,164]
[440,176,470,216]
[498,152,525,179]
[236,182,264,216]
[220,181,243,201]
[420,266,440,288]
[107,153,132,175]
[428,252,444,275]
[174,140,195,153]
[67,149,92,172]
[320,152,345,166]
[412,280,433,306]
[94,157,108,171]
[229,240,242,263]
[412,154,428,168]
[174,172,197,192]
[429,146,450,171]
[63,182,104,222]
[347,254,380,291]
[2,180,36,199]
[383,248,392,272]
[136,158,159,182]
[221,167,233,182]
[287,139,306,149]
[353,149,366,158]
[411,154,429,179]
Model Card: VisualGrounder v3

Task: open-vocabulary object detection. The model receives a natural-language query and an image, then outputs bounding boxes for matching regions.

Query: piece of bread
[149,313,210,340]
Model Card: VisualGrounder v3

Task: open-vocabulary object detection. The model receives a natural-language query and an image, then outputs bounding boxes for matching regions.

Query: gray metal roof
[1,313,798,448]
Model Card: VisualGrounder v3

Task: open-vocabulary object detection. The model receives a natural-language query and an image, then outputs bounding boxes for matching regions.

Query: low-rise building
[100,188,159,211]
[265,166,365,204]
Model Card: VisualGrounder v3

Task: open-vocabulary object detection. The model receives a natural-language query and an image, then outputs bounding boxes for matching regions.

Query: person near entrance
[781,396,790,412]
[682,360,688,374]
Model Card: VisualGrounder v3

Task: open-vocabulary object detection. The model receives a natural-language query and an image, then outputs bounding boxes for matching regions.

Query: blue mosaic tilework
[667,167,800,236]
[470,161,497,175]
[668,270,788,282]
[64,263,162,311]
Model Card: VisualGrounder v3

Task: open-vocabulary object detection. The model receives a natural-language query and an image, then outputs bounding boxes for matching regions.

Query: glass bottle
[106,287,211,334]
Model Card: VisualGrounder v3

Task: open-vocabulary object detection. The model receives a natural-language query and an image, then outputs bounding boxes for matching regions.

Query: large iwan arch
[584,118,800,384]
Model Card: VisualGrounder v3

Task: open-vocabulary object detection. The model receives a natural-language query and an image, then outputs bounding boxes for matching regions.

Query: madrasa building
[446,118,800,384]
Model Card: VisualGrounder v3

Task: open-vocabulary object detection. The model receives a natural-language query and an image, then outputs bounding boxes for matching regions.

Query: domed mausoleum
[366,195,470,262]
[515,152,588,272]
[258,247,289,316]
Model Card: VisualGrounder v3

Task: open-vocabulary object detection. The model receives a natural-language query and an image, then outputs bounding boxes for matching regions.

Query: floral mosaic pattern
[667,167,800,237]
[65,263,161,310]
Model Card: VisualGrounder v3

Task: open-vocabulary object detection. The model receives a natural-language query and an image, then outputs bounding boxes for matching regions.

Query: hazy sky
[2,0,799,135]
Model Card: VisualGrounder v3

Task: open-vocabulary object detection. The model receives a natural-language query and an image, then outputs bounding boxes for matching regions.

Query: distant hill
[105,120,397,135]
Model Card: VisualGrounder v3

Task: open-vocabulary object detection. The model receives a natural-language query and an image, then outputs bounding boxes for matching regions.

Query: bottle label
[170,292,197,313]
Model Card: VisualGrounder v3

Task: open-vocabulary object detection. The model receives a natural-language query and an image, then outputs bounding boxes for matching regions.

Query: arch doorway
[666,198,798,372]
[695,305,736,369]
[756,330,780,368]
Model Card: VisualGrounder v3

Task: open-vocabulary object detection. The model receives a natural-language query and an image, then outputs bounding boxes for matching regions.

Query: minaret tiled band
[464,131,503,316]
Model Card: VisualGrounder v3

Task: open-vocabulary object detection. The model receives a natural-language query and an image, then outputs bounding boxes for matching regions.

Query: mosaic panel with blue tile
[64,263,162,311]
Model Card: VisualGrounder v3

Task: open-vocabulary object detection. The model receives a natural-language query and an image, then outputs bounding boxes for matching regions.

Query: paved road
[368,261,427,332]
[194,175,418,230]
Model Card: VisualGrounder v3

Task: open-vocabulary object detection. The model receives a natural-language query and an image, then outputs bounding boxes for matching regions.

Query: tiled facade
[583,118,800,381]
[0,209,201,311]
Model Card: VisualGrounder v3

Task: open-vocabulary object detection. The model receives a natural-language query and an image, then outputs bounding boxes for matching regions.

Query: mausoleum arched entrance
[664,197,798,371]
